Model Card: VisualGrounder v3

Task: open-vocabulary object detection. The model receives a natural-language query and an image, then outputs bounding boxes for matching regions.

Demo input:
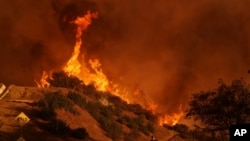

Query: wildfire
[36,71,50,88]
[61,10,130,101]
[159,105,184,126]
[87,59,110,91]
[61,10,114,93]
[147,102,158,114]
[133,88,157,113]
[37,10,119,95]
[63,11,98,76]
[36,10,183,127]
[107,82,130,103]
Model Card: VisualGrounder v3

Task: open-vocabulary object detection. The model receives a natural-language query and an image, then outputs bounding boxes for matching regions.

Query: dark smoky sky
[1,0,250,113]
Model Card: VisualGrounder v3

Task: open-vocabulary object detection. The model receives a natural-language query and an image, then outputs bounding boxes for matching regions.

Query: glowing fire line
[36,10,184,127]
[159,105,184,126]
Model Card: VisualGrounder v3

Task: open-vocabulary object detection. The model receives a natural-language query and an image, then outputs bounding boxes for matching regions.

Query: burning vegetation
[159,105,184,126]
[36,71,157,140]
[1,1,250,140]
[36,10,184,127]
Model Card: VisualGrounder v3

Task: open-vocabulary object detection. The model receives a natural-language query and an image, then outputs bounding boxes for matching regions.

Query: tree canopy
[185,79,250,131]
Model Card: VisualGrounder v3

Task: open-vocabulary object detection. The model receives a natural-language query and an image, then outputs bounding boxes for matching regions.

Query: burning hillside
[1,0,250,127]
[35,10,183,126]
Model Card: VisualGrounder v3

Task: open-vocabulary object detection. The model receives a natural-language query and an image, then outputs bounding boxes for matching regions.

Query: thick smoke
[86,0,250,112]
[0,0,96,85]
[0,0,70,85]
[1,0,250,113]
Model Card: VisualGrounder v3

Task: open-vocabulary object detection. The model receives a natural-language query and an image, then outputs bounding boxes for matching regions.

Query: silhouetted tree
[186,79,250,131]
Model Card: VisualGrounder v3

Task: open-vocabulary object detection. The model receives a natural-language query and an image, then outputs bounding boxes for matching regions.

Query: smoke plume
[1,0,250,113]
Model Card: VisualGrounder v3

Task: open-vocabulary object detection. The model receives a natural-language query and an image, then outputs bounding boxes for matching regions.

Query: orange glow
[87,59,110,91]
[109,83,130,103]
[61,10,113,93]
[133,88,157,113]
[36,11,184,124]
[63,11,98,76]
[61,10,130,102]
[159,105,184,126]
[146,101,158,114]
[35,71,50,88]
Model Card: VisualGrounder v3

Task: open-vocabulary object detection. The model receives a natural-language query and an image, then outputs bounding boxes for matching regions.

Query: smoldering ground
[0,0,250,113]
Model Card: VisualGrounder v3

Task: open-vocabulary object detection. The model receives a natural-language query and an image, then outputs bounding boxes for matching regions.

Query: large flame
[159,105,184,126]
[36,10,122,95]
[62,11,113,93]
[36,10,183,127]
[63,11,98,76]
[61,10,131,102]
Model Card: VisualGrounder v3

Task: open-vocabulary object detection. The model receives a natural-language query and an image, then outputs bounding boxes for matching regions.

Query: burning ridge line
[36,10,184,127]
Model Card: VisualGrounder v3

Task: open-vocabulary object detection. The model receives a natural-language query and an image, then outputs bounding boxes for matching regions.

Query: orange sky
[0,0,250,113]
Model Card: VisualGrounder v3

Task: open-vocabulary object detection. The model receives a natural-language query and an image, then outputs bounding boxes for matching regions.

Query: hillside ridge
[0,85,181,141]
